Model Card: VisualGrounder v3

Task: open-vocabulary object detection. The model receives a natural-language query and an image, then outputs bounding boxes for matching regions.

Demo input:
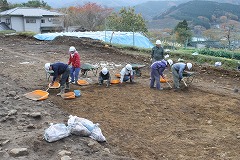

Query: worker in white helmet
[45,62,70,96]
[171,62,193,90]
[68,46,81,84]
[150,59,173,90]
[98,67,111,87]
[119,64,134,83]
[151,40,165,63]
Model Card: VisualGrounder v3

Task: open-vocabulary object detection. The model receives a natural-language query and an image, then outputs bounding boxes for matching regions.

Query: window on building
[41,19,45,23]
[26,19,36,23]
[6,19,10,24]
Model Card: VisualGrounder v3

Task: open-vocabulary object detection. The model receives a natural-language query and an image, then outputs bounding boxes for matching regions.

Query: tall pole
[104,18,106,42]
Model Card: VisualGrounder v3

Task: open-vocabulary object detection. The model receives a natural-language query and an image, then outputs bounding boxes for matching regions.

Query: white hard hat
[69,46,76,52]
[45,63,51,71]
[167,59,173,66]
[126,64,132,71]
[156,40,161,45]
[101,67,108,75]
[164,54,170,59]
[186,63,193,70]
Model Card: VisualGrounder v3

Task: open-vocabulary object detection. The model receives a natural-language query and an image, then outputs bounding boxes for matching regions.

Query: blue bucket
[74,90,81,97]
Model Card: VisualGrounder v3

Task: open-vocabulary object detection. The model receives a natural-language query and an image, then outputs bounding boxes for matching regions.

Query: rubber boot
[106,80,110,88]
[65,83,70,91]
[57,86,65,96]
[98,80,103,86]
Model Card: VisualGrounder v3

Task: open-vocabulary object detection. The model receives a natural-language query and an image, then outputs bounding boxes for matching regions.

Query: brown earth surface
[0,35,240,160]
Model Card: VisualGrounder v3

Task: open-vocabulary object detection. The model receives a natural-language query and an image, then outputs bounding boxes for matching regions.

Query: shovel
[46,87,50,92]
[163,78,172,89]
[166,81,172,88]
[162,77,172,89]
[182,78,188,87]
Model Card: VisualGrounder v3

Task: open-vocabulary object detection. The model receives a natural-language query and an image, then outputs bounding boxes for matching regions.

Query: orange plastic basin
[111,79,120,84]
[77,80,89,86]
[115,73,121,78]
[24,90,49,101]
[61,92,75,99]
[160,77,168,83]
[48,82,60,88]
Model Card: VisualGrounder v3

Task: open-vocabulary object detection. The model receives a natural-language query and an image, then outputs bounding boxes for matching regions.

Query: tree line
[4,0,238,49]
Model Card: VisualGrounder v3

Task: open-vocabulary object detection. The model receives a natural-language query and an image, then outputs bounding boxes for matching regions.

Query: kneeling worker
[120,64,134,83]
[98,67,111,87]
[45,62,70,96]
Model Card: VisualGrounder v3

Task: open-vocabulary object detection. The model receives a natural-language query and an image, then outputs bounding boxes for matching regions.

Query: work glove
[50,81,54,86]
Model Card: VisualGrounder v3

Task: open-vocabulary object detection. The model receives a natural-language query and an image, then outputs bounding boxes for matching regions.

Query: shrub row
[171,49,239,70]
[198,48,240,60]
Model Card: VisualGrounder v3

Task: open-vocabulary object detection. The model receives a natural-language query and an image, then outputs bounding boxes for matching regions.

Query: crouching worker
[45,62,70,96]
[98,67,111,87]
[171,62,192,90]
[120,64,134,83]
[150,59,173,90]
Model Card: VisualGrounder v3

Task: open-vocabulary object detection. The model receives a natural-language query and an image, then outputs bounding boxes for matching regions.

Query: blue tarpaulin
[34,31,154,49]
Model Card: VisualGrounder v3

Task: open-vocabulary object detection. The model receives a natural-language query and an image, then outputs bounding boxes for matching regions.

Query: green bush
[17,31,36,37]
[198,48,240,60]
[171,49,239,70]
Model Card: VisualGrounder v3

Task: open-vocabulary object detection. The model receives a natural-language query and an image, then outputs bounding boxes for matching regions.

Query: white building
[0,7,65,33]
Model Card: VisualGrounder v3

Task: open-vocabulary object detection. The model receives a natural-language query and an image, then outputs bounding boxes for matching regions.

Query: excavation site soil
[0,35,239,160]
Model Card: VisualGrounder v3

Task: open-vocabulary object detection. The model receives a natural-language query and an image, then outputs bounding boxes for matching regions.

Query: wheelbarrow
[81,63,99,77]
[130,64,146,76]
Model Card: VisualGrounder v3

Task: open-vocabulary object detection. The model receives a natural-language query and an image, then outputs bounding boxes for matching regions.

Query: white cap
[167,59,173,66]
[45,63,51,71]
[101,67,108,75]
[156,40,161,45]
[126,64,132,71]
[186,63,192,70]
[69,46,76,52]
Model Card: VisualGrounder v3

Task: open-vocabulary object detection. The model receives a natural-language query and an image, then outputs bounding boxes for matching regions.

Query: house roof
[0,7,64,17]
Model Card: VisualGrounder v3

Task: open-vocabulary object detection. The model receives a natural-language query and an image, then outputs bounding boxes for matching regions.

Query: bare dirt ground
[0,35,239,160]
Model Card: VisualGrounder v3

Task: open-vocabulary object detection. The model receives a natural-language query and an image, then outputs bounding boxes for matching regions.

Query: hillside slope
[152,0,240,29]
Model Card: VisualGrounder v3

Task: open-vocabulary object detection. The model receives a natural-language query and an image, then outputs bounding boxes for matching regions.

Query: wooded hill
[152,1,240,29]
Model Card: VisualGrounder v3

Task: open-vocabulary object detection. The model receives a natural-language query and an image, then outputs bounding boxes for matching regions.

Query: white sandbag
[90,124,106,142]
[67,115,78,126]
[68,115,95,132]
[67,115,95,136]
[68,122,91,136]
[215,62,222,67]
[78,118,95,132]
[44,123,70,142]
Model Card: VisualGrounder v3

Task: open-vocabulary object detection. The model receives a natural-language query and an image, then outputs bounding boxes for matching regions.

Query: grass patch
[16,31,36,37]
[0,30,16,35]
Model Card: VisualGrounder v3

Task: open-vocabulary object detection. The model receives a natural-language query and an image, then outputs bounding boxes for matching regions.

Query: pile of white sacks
[44,115,106,142]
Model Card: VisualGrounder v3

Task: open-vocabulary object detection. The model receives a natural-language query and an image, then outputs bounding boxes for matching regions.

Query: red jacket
[68,51,80,68]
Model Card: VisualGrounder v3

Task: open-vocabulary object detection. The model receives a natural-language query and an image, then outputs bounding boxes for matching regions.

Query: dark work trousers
[150,69,161,90]
[60,67,70,87]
